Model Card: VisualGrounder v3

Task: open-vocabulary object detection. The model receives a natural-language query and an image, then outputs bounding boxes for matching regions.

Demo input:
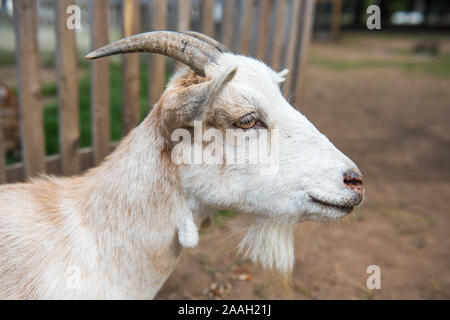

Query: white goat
[0,31,363,299]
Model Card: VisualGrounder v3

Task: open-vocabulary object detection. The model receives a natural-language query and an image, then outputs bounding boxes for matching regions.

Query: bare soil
[156,33,450,300]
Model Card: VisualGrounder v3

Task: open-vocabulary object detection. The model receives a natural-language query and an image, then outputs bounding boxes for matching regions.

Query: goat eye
[234,114,257,129]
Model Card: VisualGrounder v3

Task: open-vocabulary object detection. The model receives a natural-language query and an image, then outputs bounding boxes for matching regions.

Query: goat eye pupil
[234,112,259,129]
[236,117,256,129]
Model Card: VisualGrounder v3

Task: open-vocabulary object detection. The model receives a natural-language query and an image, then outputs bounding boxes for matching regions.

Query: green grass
[213,210,237,228]
[310,54,450,78]
[0,48,16,66]
[41,82,58,98]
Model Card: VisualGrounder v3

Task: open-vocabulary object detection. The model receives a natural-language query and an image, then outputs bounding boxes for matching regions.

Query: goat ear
[162,66,237,129]
[277,68,289,83]
[202,66,237,113]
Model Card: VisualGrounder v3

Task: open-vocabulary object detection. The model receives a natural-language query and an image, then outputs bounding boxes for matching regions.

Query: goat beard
[238,217,297,291]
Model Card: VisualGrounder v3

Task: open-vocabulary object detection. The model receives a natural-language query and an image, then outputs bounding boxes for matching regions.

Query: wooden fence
[0,0,316,184]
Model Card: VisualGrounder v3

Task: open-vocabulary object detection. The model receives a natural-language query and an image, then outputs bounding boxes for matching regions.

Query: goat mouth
[309,196,354,213]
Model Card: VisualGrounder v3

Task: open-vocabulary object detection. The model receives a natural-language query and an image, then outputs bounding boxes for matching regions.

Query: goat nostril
[343,170,363,194]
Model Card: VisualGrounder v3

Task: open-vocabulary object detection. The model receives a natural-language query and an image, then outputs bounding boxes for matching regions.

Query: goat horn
[182,31,230,53]
[85,31,219,77]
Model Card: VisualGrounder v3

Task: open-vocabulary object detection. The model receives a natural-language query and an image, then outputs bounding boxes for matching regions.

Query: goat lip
[309,195,355,212]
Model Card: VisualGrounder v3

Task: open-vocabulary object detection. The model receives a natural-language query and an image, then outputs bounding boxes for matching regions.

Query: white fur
[178,211,199,248]
[238,218,296,274]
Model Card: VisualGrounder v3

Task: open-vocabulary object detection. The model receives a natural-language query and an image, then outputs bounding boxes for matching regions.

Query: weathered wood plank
[177,0,191,31]
[256,0,272,60]
[221,0,235,49]
[283,0,302,97]
[149,0,167,107]
[271,0,287,70]
[122,0,141,135]
[202,0,215,37]
[55,0,81,175]
[172,0,191,80]
[331,0,343,40]
[90,0,111,165]
[239,0,254,55]
[294,0,316,108]
[13,0,45,177]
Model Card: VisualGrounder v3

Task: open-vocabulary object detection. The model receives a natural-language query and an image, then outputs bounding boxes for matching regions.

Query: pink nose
[343,170,363,195]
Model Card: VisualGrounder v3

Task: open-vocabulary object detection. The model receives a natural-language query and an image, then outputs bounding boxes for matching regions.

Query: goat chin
[238,217,297,289]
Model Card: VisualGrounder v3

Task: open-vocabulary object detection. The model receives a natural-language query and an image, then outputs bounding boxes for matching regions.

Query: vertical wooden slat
[90,0,110,165]
[331,0,343,40]
[221,0,235,49]
[271,0,287,71]
[294,0,316,108]
[149,0,167,107]
[177,0,191,31]
[202,0,215,37]
[256,0,272,60]
[239,0,254,55]
[55,0,80,175]
[0,118,5,183]
[283,0,302,97]
[175,0,191,73]
[13,0,45,177]
[122,0,141,135]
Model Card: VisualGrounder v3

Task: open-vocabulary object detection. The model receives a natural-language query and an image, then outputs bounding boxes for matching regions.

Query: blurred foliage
[213,210,237,228]
[0,48,15,66]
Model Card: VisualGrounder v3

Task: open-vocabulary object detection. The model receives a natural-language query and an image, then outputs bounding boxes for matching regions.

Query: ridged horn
[182,31,230,53]
[85,31,220,77]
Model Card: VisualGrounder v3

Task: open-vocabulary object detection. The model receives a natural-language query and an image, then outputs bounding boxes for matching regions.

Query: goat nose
[343,170,363,194]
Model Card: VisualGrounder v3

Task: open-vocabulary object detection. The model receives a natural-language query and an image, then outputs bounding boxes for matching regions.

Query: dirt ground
[156,33,450,300]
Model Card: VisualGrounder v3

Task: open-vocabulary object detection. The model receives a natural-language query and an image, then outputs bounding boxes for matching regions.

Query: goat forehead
[209,55,285,115]
[211,54,280,88]
[207,54,311,125]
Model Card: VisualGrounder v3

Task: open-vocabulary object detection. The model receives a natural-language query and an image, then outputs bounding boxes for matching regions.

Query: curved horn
[85,31,219,77]
[182,31,230,53]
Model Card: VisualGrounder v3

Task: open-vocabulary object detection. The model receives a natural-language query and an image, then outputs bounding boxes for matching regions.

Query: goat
[0,31,364,299]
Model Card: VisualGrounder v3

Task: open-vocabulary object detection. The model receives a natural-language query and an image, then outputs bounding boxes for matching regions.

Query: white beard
[238,217,297,279]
